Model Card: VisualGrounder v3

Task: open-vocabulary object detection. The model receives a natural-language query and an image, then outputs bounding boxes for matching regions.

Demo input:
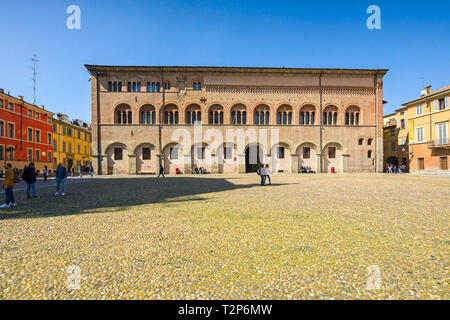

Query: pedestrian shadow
[0,177,299,220]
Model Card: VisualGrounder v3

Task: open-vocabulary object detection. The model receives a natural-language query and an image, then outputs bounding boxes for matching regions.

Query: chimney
[41,105,45,110]
[425,85,432,95]
[18,95,24,101]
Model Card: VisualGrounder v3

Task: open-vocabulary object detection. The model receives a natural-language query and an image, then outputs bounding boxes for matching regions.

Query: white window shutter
[445,96,449,109]
[397,120,400,128]
[434,100,439,111]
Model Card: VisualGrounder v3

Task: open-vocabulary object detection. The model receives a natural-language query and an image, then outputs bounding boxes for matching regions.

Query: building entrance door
[440,157,448,170]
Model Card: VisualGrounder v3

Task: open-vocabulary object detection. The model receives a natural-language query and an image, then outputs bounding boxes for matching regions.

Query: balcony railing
[428,139,450,149]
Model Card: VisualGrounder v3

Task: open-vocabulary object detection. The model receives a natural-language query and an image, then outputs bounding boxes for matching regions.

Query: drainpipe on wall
[319,71,323,173]
[159,68,165,168]
[95,71,103,175]
[374,74,378,173]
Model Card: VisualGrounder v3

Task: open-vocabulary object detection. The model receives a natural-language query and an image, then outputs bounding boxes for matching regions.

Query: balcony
[428,139,450,149]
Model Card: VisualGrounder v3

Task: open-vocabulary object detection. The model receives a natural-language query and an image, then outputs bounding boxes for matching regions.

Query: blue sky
[1,0,449,122]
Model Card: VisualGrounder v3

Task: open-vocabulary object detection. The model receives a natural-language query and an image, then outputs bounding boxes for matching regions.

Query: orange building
[0,89,54,171]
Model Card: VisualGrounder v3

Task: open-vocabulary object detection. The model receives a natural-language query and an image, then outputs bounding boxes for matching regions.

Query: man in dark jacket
[22,162,38,198]
[55,162,68,196]
[158,164,165,178]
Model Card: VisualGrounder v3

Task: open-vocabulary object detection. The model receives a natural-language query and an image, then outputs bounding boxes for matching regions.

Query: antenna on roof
[31,54,39,104]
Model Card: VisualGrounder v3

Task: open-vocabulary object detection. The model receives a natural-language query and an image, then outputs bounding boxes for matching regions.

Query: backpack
[13,172,20,184]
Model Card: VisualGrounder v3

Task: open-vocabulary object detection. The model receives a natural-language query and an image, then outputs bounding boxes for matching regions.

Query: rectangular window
[78,144,80,154]
[0,121,4,136]
[416,127,424,143]
[8,102,14,111]
[28,128,33,141]
[84,146,87,155]
[63,127,66,135]
[7,148,14,160]
[27,109,32,117]
[8,123,14,138]
[328,147,336,159]
[142,147,151,160]
[68,142,72,153]
[400,119,406,129]
[48,151,52,163]
[416,104,423,116]
[303,147,310,159]
[197,147,205,160]
[391,142,396,151]
[440,157,448,170]
[48,133,52,144]
[54,139,57,151]
[390,128,395,136]
[438,98,445,111]
[278,147,285,159]
[35,150,40,162]
[169,147,178,160]
[53,123,57,132]
[62,141,66,152]
[27,149,33,161]
[418,158,425,170]
[0,146,3,160]
[224,146,232,159]
[68,128,72,137]
[437,122,448,145]
[114,148,123,160]
[35,130,40,142]
[0,99,3,108]
[35,112,40,120]
[77,130,81,139]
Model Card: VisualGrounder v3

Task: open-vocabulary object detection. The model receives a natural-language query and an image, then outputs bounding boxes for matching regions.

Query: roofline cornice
[401,89,450,107]
[85,64,388,76]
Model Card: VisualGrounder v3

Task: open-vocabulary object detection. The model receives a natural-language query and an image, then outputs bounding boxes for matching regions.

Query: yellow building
[394,85,449,172]
[383,113,399,169]
[52,113,92,172]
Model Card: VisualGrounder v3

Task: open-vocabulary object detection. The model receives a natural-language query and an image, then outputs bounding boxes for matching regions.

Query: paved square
[0,174,448,299]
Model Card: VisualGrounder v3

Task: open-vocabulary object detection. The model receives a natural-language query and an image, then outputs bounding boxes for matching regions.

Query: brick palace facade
[85,65,387,175]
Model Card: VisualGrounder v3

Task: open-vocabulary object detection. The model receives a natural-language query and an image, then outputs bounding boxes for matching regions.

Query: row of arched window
[114,104,361,126]
[107,81,173,92]
[108,82,122,92]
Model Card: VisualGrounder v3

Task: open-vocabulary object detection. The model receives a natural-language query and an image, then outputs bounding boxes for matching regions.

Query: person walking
[264,164,272,185]
[55,162,68,196]
[43,165,48,181]
[22,162,38,199]
[158,164,165,178]
[257,164,265,186]
[89,165,94,178]
[1,164,16,208]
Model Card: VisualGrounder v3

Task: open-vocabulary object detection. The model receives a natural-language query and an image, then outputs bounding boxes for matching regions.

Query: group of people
[0,162,76,208]
[193,167,208,174]
[386,163,407,174]
[257,164,272,186]
[300,166,315,174]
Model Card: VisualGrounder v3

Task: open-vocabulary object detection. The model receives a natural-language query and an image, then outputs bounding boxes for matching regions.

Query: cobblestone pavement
[0,174,448,299]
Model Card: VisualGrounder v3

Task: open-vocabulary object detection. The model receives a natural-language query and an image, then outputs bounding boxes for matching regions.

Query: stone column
[291,154,299,173]
[238,154,246,173]
[316,153,322,173]
[211,154,219,173]
[128,154,137,175]
[100,154,108,175]
[183,153,192,174]
[265,154,273,172]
